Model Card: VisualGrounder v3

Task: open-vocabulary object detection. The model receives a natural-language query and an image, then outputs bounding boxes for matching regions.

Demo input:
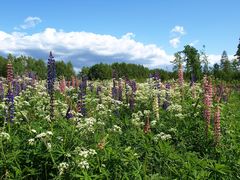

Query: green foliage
[0,54,75,79]
[81,62,175,81]
[181,45,202,81]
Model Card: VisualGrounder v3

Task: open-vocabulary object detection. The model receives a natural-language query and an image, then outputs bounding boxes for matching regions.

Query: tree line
[0,54,75,79]
[79,62,176,81]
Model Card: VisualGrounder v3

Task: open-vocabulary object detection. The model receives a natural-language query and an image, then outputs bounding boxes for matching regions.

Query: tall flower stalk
[5,88,14,123]
[77,76,87,117]
[47,51,56,120]
[178,63,184,87]
[203,76,212,136]
[0,82,4,101]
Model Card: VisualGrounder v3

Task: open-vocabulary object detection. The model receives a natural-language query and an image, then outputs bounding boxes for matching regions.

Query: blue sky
[0,0,239,71]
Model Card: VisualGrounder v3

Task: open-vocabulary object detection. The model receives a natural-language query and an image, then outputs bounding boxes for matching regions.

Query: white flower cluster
[74,147,97,170]
[74,147,97,159]
[58,162,69,175]
[28,138,35,145]
[0,132,10,140]
[131,111,144,127]
[110,125,122,134]
[78,160,89,169]
[153,132,172,141]
[35,131,53,139]
[76,117,96,133]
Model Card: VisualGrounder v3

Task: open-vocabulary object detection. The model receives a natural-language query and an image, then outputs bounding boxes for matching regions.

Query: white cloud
[208,54,234,65]
[169,37,180,48]
[18,16,42,29]
[169,25,186,48]
[0,28,173,69]
[189,40,199,47]
[171,26,185,35]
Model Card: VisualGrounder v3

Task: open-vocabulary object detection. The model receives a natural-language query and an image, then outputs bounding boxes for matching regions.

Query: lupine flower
[12,80,21,96]
[129,80,137,111]
[125,77,130,104]
[66,106,74,119]
[118,79,123,101]
[78,76,87,117]
[59,77,66,93]
[153,95,159,121]
[214,105,221,145]
[203,76,212,135]
[5,88,14,123]
[71,76,75,88]
[144,115,150,134]
[0,82,4,101]
[178,64,184,87]
[47,51,56,120]
[7,63,14,84]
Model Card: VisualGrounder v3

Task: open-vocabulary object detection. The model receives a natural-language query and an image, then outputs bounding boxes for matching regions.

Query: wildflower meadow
[0,51,240,179]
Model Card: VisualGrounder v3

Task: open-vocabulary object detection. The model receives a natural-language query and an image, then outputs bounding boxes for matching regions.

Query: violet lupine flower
[66,106,74,119]
[118,79,123,101]
[129,80,137,111]
[77,76,87,117]
[21,81,27,91]
[5,88,14,123]
[12,80,21,96]
[162,83,170,110]
[214,105,221,145]
[0,82,4,101]
[178,64,184,87]
[125,77,130,104]
[47,51,56,120]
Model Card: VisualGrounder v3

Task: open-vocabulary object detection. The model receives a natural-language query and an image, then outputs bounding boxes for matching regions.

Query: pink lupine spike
[178,64,184,87]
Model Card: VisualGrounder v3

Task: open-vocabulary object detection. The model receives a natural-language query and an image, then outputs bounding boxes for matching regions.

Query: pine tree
[234,38,240,61]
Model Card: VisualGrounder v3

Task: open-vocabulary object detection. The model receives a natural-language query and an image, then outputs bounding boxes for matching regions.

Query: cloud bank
[0,28,173,70]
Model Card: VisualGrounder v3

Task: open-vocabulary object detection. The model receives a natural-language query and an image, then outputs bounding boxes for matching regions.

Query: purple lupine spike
[12,80,21,96]
[118,79,122,101]
[77,76,87,117]
[5,88,14,123]
[0,82,4,101]
[129,80,137,111]
[125,76,130,104]
[21,81,27,91]
[47,51,56,120]
[66,106,74,119]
